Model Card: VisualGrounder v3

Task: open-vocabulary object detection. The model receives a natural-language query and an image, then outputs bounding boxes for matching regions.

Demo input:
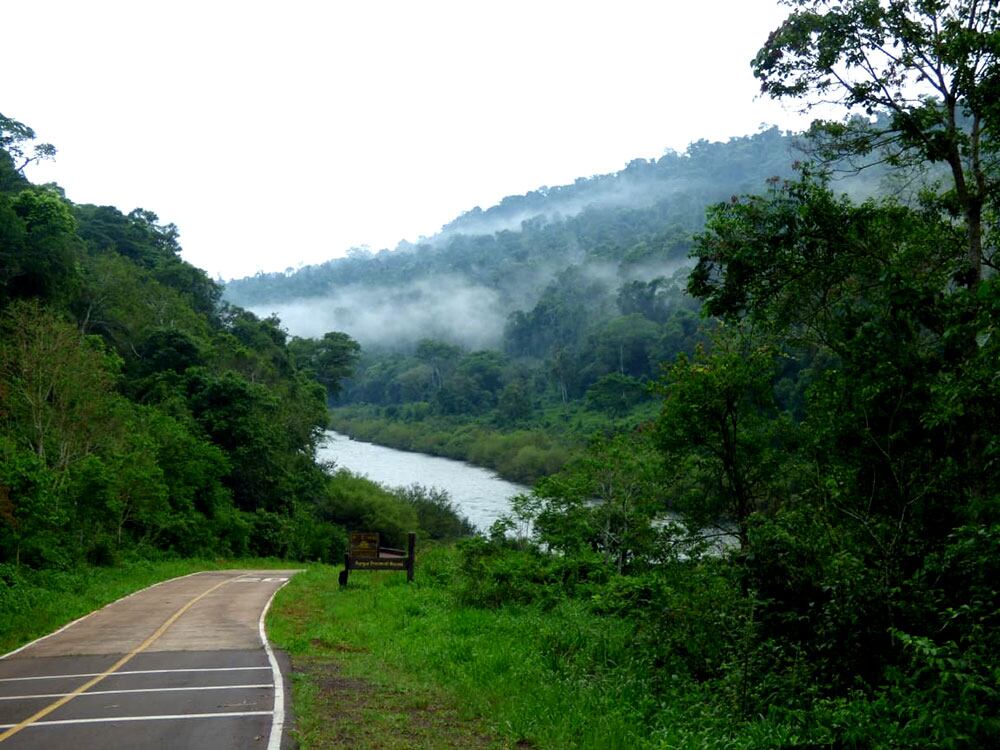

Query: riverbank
[328,407,570,485]
[327,403,659,485]
[318,431,528,532]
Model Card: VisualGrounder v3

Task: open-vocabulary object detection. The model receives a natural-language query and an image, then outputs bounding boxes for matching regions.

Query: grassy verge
[266,558,497,749]
[266,545,717,750]
[0,556,294,654]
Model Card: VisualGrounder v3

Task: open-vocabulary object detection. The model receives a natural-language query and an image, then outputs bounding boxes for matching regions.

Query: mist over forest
[224,127,796,347]
[225,127,896,354]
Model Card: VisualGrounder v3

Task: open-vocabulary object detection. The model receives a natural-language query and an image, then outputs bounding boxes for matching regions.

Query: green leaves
[288,330,360,400]
[0,113,56,174]
[654,324,790,550]
[755,0,1000,285]
[0,115,368,567]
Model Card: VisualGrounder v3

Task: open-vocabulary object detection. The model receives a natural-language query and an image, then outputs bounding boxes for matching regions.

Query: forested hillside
[225,126,903,486]
[226,126,828,352]
[0,114,470,572]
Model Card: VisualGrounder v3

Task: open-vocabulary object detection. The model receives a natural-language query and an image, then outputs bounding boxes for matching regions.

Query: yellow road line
[0,574,238,743]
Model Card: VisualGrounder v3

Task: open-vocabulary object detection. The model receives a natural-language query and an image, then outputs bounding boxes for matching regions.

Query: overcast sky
[5,0,813,280]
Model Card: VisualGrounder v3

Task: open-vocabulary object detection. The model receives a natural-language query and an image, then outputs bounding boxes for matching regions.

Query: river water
[316,430,530,532]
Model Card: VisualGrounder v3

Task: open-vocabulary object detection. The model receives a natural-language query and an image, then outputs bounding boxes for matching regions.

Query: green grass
[266,548,844,749]
[0,556,295,654]
[267,558,498,749]
[266,546,713,750]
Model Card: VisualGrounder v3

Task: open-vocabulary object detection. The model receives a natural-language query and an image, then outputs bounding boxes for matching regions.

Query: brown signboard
[342,531,416,584]
[349,532,380,559]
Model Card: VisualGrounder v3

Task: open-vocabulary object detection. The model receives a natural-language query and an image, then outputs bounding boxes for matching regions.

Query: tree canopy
[753,0,1000,284]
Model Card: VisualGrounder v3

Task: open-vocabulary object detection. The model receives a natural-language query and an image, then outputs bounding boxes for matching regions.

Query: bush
[394,485,475,540]
[456,536,563,608]
[319,470,419,548]
[286,513,347,563]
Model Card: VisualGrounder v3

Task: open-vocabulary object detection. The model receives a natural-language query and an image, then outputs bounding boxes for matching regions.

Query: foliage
[0,113,55,175]
[393,484,476,540]
[288,331,360,401]
[753,0,1000,285]
[530,433,667,572]
[0,115,429,572]
[654,325,793,549]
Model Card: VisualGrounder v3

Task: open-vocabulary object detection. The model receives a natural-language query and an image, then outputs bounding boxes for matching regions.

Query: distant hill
[223,126,884,350]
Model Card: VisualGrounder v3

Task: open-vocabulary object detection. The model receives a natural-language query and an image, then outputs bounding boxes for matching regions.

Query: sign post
[342,531,416,585]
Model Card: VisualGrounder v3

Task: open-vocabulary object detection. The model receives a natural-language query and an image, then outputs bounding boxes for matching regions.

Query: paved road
[0,570,299,749]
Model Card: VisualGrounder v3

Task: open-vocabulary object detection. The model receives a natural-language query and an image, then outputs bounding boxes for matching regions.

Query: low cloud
[251,275,506,349]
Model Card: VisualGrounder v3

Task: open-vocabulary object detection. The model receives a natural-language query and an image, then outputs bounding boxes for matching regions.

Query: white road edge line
[0,570,234,662]
[0,684,274,701]
[259,573,299,750]
[0,710,273,729]
[0,667,272,683]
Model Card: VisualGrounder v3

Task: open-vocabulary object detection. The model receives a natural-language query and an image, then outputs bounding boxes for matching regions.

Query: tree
[753,0,1000,285]
[686,171,1000,716]
[585,373,647,417]
[0,301,122,477]
[588,314,661,379]
[497,380,533,425]
[414,339,462,391]
[0,435,61,566]
[689,175,961,340]
[2,189,80,303]
[531,434,666,573]
[655,325,790,550]
[616,277,674,323]
[548,346,575,404]
[0,113,56,174]
[288,331,360,401]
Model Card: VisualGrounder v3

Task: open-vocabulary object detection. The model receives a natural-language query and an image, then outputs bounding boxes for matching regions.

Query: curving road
[0,570,299,749]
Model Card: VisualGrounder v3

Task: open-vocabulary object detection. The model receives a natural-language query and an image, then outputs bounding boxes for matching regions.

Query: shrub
[394,484,475,540]
[319,470,419,548]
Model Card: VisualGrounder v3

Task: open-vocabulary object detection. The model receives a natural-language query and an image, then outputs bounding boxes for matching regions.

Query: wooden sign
[342,531,416,585]
[350,532,380,559]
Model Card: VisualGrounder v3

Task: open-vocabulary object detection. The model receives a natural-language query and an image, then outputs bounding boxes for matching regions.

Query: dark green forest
[4,0,1000,745]
[0,114,471,573]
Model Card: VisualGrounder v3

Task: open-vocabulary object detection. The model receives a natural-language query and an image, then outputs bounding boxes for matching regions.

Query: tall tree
[753,0,1000,285]
[0,113,56,174]
[0,301,121,478]
[288,331,360,401]
[655,324,788,550]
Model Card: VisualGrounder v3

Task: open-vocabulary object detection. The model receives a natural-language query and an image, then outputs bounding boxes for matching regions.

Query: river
[316,430,530,532]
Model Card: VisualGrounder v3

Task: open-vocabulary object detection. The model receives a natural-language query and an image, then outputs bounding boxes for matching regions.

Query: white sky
[5,0,813,280]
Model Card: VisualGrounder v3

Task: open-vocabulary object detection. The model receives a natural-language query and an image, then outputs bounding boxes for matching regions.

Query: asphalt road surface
[0,570,299,749]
